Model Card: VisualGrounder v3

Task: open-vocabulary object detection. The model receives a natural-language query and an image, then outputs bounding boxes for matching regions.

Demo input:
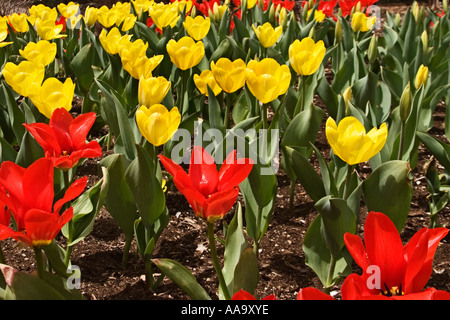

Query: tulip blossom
[298,211,450,300]
[97,6,118,28]
[194,0,220,17]
[83,6,99,26]
[351,12,376,32]
[415,64,429,89]
[0,158,87,248]
[159,146,254,223]
[29,4,58,22]
[325,116,387,165]
[231,289,276,300]
[57,1,79,18]
[35,18,65,40]
[119,39,164,79]
[183,16,211,41]
[99,27,133,55]
[8,13,29,33]
[289,37,326,76]
[19,40,57,66]
[28,77,76,119]
[166,36,205,71]
[193,69,222,96]
[210,58,247,93]
[252,22,283,48]
[0,24,12,47]
[148,3,180,30]
[24,108,102,170]
[135,104,181,147]
[118,13,137,32]
[245,58,291,104]
[138,75,172,108]
[307,9,326,22]
[2,61,45,97]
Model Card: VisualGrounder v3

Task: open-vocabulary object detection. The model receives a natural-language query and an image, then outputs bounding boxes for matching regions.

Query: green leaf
[362,160,413,232]
[70,44,96,92]
[152,258,211,300]
[417,132,450,172]
[232,248,259,297]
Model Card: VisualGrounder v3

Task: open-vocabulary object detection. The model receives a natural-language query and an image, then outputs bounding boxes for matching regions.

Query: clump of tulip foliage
[0,0,448,300]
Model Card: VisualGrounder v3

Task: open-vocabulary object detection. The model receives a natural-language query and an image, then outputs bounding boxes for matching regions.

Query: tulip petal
[218,150,254,191]
[189,146,219,197]
[202,186,239,222]
[297,287,335,300]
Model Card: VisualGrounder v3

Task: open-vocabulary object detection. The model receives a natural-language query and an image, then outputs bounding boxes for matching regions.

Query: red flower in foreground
[231,289,276,300]
[0,158,87,248]
[159,146,253,223]
[24,108,102,170]
[298,211,450,300]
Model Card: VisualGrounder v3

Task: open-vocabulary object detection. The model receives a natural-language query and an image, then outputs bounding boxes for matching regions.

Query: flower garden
[0,0,449,301]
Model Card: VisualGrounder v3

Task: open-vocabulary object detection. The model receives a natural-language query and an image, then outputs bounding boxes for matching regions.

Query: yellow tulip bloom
[245,58,291,104]
[247,0,257,9]
[19,40,57,66]
[8,13,29,33]
[415,64,429,89]
[28,77,76,119]
[149,3,180,30]
[0,25,12,47]
[289,37,326,76]
[351,12,376,32]
[325,116,388,165]
[307,9,326,23]
[118,13,137,32]
[29,4,58,22]
[2,61,45,97]
[252,22,282,48]
[193,70,222,96]
[57,1,79,18]
[138,76,172,108]
[97,6,118,28]
[83,6,99,26]
[166,36,204,71]
[99,27,132,55]
[35,18,65,40]
[183,16,210,41]
[120,39,164,79]
[136,104,181,146]
[210,58,247,93]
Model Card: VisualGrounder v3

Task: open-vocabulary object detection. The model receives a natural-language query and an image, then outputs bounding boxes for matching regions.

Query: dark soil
[1,2,449,301]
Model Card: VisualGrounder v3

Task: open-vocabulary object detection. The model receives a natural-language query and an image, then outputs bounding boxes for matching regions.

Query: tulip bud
[309,0,314,8]
[343,86,352,116]
[335,19,343,43]
[190,5,197,17]
[279,7,288,29]
[412,1,419,21]
[421,30,428,53]
[308,25,315,39]
[395,13,401,26]
[368,35,378,64]
[399,82,412,122]
[355,1,362,12]
[269,3,276,23]
[415,64,429,89]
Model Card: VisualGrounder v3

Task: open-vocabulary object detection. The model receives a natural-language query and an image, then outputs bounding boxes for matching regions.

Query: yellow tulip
[245,58,291,104]
[83,6,99,26]
[132,0,153,15]
[166,36,204,71]
[138,76,172,107]
[19,40,57,66]
[193,70,222,96]
[97,6,118,28]
[325,116,388,165]
[120,39,164,79]
[118,13,137,32]
[28,77,76,119]
[247,0,257,9]
[8,13,29,33]
[2,61,45,97]
[252,22,282,48]
[415,64,429,89]
[68,15,82,29]
[0,25,12,47]
[351,12,376,32]
[289,37,326,76]
[35,18,65,40]
[29,4,58,22]
[136,104,181,146]
[183,16,210,41]
[210,58,247,93]
[307,9,326,23]
[57,1,79,18]
[149,3,180,30]
[99,27,132,55]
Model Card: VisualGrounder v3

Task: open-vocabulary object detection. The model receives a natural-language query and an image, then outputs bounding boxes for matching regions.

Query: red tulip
[159,146,253,223]
[231,289,276,300]
[339,0,378,17]
[24,108,102,170]
[297,211,450,300]
[195,0,220,16]
[0,158,87,248]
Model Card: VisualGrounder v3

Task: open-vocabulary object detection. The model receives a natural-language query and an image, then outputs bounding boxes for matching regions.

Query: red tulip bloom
[0,158,87,248]
[159,146,253,223]
[24,108,102,171]
[195,0,220,17]
[231,289,276,300]
[298,211,450,300]
[303,0,337,19]
[56,16,66,32]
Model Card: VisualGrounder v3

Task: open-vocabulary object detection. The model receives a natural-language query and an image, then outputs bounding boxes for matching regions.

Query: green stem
[262,103,268,129]
[343,164,354,201]
[207,222,230,300]
[34,247,45,279]
[324,255,336,294]
[224,93,232,129]
[253,205,263,257]
[398,121,406,160]
[145,258,154,290]
[294,75,307,115]
[153,144,159,177]
[179,70,188,116]
[121,235,133,269]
